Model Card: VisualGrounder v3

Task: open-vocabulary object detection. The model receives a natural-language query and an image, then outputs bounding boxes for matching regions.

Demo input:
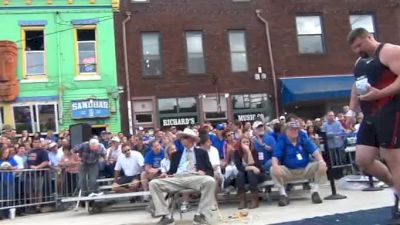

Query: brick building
[114,0,400,133]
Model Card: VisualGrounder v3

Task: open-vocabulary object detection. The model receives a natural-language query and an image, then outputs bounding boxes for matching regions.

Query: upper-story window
[295,15,325,54]
[186,31,206,74]
[75,27,98,76]
[228,30,248,72]
[141,32,162,76]
[23,28,46,78]
[350,14,376,38]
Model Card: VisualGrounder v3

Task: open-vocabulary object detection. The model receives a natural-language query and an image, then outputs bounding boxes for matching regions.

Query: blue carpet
[270,207,394,225]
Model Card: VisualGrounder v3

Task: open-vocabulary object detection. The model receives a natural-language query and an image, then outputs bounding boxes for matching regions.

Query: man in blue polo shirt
[252,121,276,174]
[271,121,327,207]
[141,140,165,200]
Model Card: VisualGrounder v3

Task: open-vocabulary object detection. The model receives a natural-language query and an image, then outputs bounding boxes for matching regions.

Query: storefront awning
[280,75,354,106]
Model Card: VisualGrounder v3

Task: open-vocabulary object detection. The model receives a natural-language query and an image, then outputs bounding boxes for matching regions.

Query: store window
[13,103,58,134]
[159,97,197,115]
[133,100,154,124]
[202,95,228,120]
[232,93,268,109]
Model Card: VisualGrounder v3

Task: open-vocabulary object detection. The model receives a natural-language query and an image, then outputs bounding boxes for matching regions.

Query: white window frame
[75,27,99,77]
[185,31,206,74]
[11,102,59,134]
[22,27,47,78]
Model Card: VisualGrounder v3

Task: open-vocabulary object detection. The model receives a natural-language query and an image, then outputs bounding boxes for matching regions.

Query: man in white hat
[149,128,215,225]
[104,137,122,178]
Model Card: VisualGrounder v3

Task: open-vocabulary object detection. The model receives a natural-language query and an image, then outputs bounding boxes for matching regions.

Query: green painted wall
[0,1,121,133]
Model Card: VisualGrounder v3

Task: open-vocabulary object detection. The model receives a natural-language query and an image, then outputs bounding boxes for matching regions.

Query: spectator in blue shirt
[322,111,346,149]
[141,140,165,200]
[210,124,225,159]
[271,121,327,207]
[0,147,18,216]
[251,121,276,173]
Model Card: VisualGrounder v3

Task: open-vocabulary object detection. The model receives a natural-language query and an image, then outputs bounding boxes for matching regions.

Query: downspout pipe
[256,9,280,118]
[122,11,133,135]
[55,12,64,127]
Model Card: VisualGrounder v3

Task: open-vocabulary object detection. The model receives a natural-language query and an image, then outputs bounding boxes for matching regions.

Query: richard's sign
[71,99,110,119]
[161,117,196,127]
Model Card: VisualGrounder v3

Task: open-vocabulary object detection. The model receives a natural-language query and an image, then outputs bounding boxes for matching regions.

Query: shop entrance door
[92,125,107,136]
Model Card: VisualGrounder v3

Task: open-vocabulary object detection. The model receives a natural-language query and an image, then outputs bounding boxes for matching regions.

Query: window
[141,32,162,76]
[228,30,248,72]
[0,107,3,131]
[232,93,269,109]
[296,16,325,54]
[350,14,376,37]
[23,28,46,77]
[202,96,228,120]
[186,31,205,74]
[76,28,98,75]
[158,97,197,115]
[13,103,58,134]
[133,100,154,124]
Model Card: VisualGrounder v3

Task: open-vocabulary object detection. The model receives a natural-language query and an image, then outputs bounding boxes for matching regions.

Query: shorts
[357,111,400,149]
[117,174,140,186]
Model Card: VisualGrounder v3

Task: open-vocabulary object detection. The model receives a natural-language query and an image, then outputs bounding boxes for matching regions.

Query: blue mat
[269,207,394,225]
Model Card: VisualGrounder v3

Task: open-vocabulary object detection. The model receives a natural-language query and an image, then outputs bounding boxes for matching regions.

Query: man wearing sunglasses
[112,144,144,193]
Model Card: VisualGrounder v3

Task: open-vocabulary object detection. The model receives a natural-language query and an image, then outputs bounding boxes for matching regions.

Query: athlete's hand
[359,86,383,101]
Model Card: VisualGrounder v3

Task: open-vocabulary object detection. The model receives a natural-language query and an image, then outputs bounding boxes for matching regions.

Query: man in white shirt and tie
[149,128,216,225]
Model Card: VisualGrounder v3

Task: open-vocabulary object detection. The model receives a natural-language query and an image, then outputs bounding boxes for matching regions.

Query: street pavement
[2,184,394,225]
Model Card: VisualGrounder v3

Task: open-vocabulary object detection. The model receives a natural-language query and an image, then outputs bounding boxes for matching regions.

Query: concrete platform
[2,184,394,225]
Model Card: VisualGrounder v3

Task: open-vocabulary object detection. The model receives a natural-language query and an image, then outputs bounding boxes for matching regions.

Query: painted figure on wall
[0,41,18,102]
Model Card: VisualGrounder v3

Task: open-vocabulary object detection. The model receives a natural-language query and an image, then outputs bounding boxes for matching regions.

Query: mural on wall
[0,41,18,102]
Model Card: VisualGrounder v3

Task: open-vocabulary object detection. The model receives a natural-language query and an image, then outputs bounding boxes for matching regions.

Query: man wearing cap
[271,122,327,207]
[149,128,215,225]
[252,121,276,174]
[48,142,63,170]
[73,138,107,195]
[104,137,122,178]
[99,131,111,149]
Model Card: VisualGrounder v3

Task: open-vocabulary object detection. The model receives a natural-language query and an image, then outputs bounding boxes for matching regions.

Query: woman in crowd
[306,125,321,146]
[234,136,265,209]
[59,147,81,196]
[221,129,238,189]
[0,147,18,218]
[18,130,32,146]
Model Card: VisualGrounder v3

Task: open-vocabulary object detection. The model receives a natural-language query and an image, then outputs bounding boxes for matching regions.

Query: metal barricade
[0,168,79,211]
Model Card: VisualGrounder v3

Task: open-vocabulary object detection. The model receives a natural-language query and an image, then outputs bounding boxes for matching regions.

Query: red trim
[390,112,400,148]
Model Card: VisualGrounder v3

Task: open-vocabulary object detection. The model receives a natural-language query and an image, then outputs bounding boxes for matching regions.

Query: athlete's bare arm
[360,44,400,101]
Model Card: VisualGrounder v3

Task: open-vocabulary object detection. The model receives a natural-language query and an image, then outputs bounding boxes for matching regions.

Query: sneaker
[193,214,209,225]
[311,192,323,204]
[180,202,189,213]
[156,216,175,225]
[278,195,290,207]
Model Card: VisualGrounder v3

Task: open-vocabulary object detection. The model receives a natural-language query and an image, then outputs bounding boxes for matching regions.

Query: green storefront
[0,0,121,135]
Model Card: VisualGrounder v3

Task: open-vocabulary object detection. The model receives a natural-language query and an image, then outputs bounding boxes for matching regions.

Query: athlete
[347,28,400,224]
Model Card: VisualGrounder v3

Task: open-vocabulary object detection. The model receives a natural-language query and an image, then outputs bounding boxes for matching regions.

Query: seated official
[234,136,266,209]
[251,121,276,174]
[112,144,144,193]
[271,122,327,207]
[141,140,165,200]
[149,128,216,225]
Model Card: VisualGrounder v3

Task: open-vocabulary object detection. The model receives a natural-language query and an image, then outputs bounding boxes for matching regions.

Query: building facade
[0,0,121,135]
[114,0,400,132]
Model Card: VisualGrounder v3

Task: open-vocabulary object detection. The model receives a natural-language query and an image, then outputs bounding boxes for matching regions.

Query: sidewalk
[2,185,394,225]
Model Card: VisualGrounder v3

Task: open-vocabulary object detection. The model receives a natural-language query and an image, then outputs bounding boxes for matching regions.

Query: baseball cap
[215,124,224,131]
[252,121,264,130]
[287,121,300,129]
[100,130,107,135]
[138,126,144,131]
[111,137,120,143]
[279,116,286,120]
[89,138,99,146]
[48,142,57,148]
